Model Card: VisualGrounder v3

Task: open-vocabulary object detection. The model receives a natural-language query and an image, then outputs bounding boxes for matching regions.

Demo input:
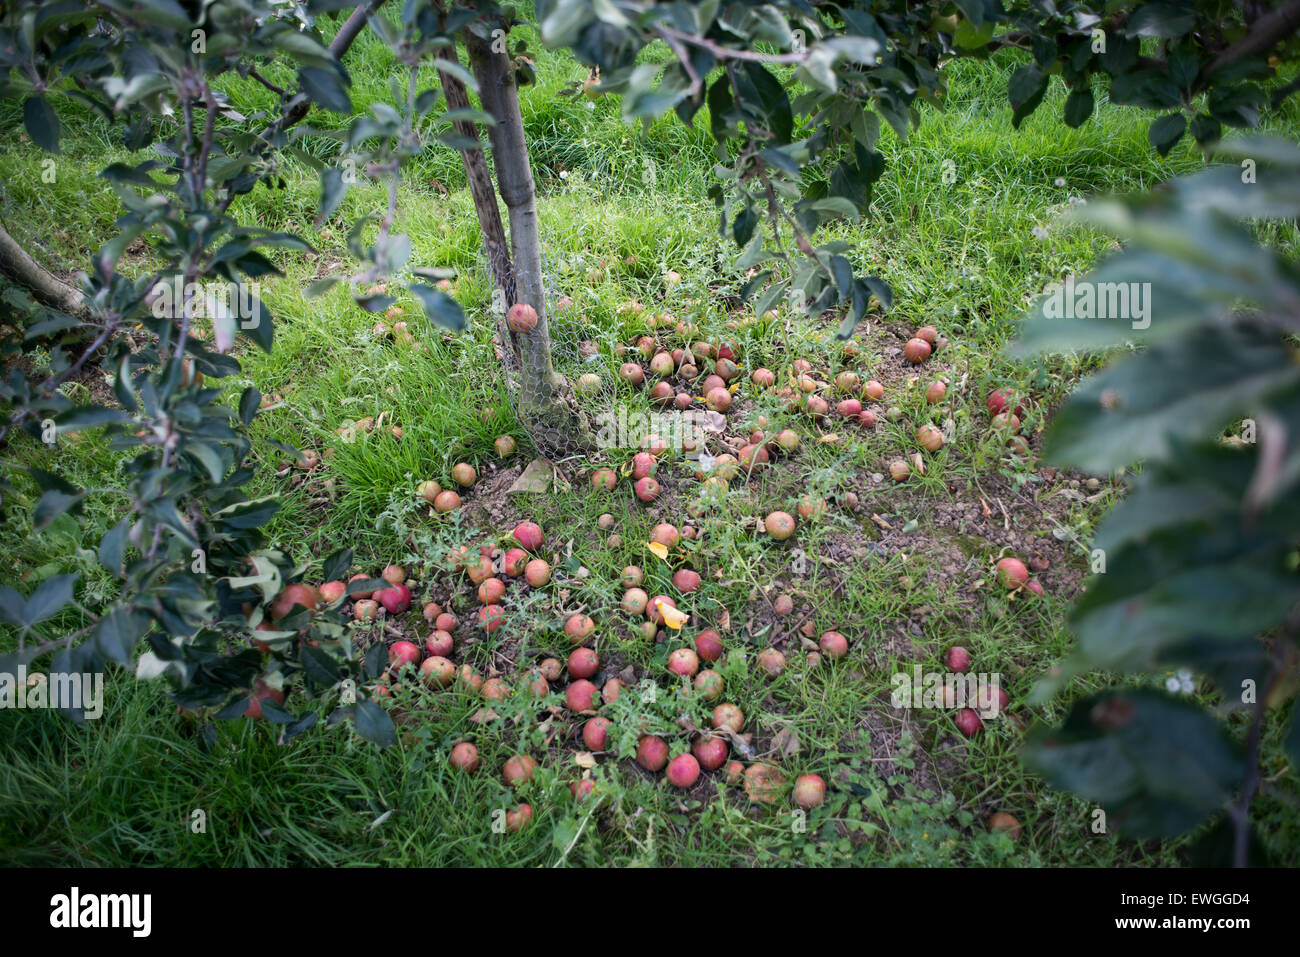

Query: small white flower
[559,170,569,180]
[1054,177,1065,187]
[1176,668,1195,693]
[1068,195,1087,206]
[1032,225,1049,241]
[1165,676,1181,693]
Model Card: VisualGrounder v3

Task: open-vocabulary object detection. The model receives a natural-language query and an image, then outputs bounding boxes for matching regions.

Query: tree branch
[0,218,87,317]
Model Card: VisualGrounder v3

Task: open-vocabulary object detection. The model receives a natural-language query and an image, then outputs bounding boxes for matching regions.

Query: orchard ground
[2,25,1299,866]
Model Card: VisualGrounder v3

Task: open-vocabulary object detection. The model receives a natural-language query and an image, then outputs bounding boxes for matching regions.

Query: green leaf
[1187,816,1272,867]
[1008,65,1047,128]
[213,497,280,531]
[1063,88,1094,128]
[239,387,261,427]
[732,203,756,248]
[302,645,345,686]
[318,167,347,222]
[93,607,149,666]
[185,441,226,483]
[1109,70,1181,110]
[540,0,592,48]
[1023,690,1243,839]
[1071,550,1300,674]
[1148,113,1186,156]
[410,284,466,332]
[1125,4,1196,38]
[23,95,60,153]
[1189,113,1221,147]
[322,547,352,583]
[298,66,352,115]
[98,519,128,574]
[860,275,891,312]
[24,573,78,625]
[362,643,387,680]
[55,405,131,432]
[0,588,26,628]
[34,489,84,528]
[1044,322,1299,472]
[354,698,396,746]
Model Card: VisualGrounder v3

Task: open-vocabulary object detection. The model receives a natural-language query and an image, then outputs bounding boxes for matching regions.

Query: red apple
[636,735,669,772]
[793,773,826,809]
[667,753,701,789]
[692,734,728,771]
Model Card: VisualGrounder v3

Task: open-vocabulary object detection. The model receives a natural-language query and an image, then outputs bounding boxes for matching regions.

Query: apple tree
[0,0,1297,864]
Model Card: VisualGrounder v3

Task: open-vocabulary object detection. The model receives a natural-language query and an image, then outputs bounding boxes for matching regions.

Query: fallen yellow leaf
[647,541,669,561]
[661,605,689,630]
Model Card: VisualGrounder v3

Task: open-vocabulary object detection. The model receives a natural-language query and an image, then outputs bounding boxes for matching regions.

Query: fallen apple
[388,640,421,669]
[903,338,932,363]
[502,548,528,576]
[667,753,701,789]
[988,811,1022,840]
[916,423,945,452]
[505,803,532,831]
[764,511,796,541]
[478,577,506,604]
[954,708,983,737]
[621,587,649,615]
[477,604,504,632]
[672,569,701,593]
[512,521,544,551]
[564,614,596,643]
[667,647,699,678]
[792,773,826,809]
[695,629,723,662]
[419,656,455,687]
[583,716,611,750]
[712,702,744,733]
[636,735,669,772]
[449,742,479,771]
[377,583,412,615]
[524,559,551,587]
[568,647,599,679]
[743,763,786,803]
[818,631,848,659]
[270,583,321,621]
[565,679,599,712]
[694,669,724,699]
[634,477,660,502]
[944,646,972,673]
[995,557,1029,588]
[502,754,538,787]
[757,648,786,677]
[425,630,454,657]
[692,734,729,771]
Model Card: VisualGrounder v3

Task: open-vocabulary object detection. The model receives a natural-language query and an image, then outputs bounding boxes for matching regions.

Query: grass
[2,16,1299,866]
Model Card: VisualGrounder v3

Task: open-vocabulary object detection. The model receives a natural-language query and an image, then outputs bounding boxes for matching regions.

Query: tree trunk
[0,219,87,317]
[436,47,516,310]
[465,29,588,455]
